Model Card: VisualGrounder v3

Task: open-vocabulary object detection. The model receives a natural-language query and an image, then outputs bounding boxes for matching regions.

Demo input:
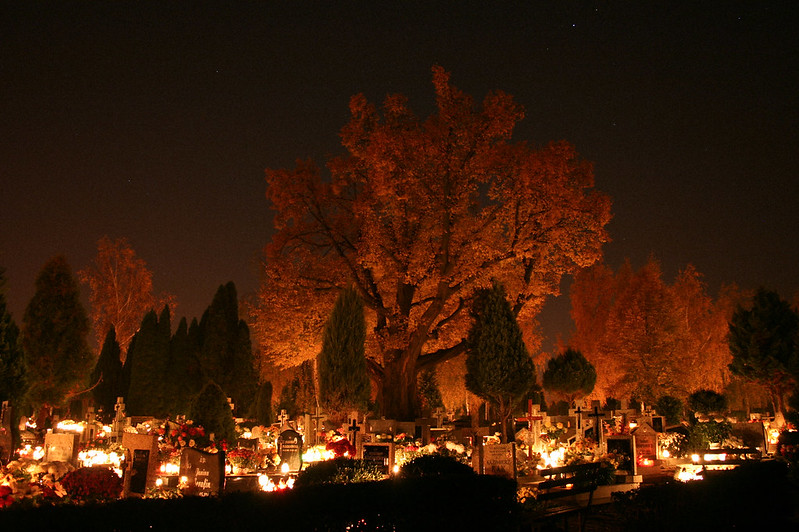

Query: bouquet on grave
[325,431,357,458]
[60,466,122,502]
[226,447,263,472]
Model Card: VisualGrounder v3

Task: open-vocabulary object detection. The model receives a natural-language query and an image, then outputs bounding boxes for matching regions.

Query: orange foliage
[569,257,740,404]
[255,67,611,419]
[80,236,174,360]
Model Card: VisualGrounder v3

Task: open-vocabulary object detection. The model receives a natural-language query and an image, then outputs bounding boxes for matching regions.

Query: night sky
[2,2,797,350]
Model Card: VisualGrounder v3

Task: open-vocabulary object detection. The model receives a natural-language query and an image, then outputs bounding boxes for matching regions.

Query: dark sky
[2,2,797,349]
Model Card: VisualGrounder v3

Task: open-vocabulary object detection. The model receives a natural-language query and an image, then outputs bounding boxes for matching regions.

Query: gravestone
[236,437,259,451]
[44,431,80,465]
[568,405,586,440]
[122,432,159,496]
[481,443,516,479]
[309,406,328,446]
[179,447,225,496]
[369,419,396,442]
[632,423,658,464]
[278,428,303,473]
[650,416,665,433]
[606,435,637,476]
[730,421,767,451]
[361,442,395,476]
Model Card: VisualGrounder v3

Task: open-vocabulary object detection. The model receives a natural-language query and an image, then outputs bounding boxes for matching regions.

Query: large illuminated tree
[80,236,174,360]
[256,67,611,420]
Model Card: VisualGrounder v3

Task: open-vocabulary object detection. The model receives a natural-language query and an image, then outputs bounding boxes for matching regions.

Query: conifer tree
[317,287,370,423]
[728,287,799,425]
[125,307,171,416]
[542,348,597,406]
[198,282,257,415]
[165,317,203,416]
[0,268,27,409]
[90,327,124,421]
[22,256,93,411]
[277,360,317,418]
[190,381,236,444]
[252,381,273,426]
[466,281,536,442]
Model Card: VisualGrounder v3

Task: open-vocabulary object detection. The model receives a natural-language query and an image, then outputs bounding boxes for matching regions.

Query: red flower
[0,485,14,508]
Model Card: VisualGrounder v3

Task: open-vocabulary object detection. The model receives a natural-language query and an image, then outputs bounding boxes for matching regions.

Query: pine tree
[417,370,444,414]
[198,283,257,416]
[277,360,317,419]
[317,287,370,423]
[90,327,124,421]
[0,267,27,408]
[22,256,93,411]
[466,281,536,442]
[125,307,171,416]
[542,348,597,406]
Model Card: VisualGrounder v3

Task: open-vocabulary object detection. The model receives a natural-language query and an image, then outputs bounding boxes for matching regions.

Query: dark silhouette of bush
[397,454,476,478]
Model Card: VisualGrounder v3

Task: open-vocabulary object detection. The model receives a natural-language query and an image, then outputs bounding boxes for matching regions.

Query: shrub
[655,395,684,425]
[687,420,732,451]
[688,389,727,416]
[293,458,384,487]
[397,454,475,478]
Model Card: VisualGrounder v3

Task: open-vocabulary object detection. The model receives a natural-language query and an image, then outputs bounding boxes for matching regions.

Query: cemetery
[1,395,798,530]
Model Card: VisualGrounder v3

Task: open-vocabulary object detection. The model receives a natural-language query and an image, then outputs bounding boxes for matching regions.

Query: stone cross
[568,405,586,439]
[112,397,126,434]
[515,400,545,456]
[310,406,327,446]
[347,414,363,447]
[278,409,289,428]
[587,404,606,451]
[433,407,445,428]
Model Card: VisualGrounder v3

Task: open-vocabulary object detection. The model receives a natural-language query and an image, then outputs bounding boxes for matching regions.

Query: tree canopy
[465,281,536,442]
[0,267,27,408]
[80,236,174,359]
[728,288,798,423]
[22,256,93,410]
[569,257,737,404]
[542,348,596,405]
[255,67,611,420]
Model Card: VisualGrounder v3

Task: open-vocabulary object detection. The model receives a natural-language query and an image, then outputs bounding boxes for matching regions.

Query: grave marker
[481,443,516,479]
[632,423,658,464]
[606,435,637,476]
[179,447,225,496]
[44,431,80,464]
[361,442,395,476]
[277,428,303,473]
[568,405,586,439]
[122,432,159,496]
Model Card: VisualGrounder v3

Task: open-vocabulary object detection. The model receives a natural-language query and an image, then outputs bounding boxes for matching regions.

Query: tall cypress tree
[190,381,236,443]
[465,281,536,442]
[0,267,27,408]
[317,286,370,423]
[198,282,257,415]
[22,256,93,412]
[90,327,124,421]
[125,306,171,416]
[165,317,203,416]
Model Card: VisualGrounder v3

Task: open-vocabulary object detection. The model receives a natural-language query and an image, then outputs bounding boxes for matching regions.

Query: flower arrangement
[226,447,263,473]
[59,466,122,502]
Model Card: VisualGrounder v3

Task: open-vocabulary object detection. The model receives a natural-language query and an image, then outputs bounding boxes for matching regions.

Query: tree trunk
[379,349,420,420]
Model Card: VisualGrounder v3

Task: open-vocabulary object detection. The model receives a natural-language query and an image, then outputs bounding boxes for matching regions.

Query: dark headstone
[122,433,159,496]
[606,435,637,475]
[277,428,303,473]
[361,442,394,476]
[179,447,225,497]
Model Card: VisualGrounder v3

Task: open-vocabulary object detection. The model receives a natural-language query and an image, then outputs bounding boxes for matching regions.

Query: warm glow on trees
[80,236,174,360]
[256,67,611,420]
[569,257,737,404]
